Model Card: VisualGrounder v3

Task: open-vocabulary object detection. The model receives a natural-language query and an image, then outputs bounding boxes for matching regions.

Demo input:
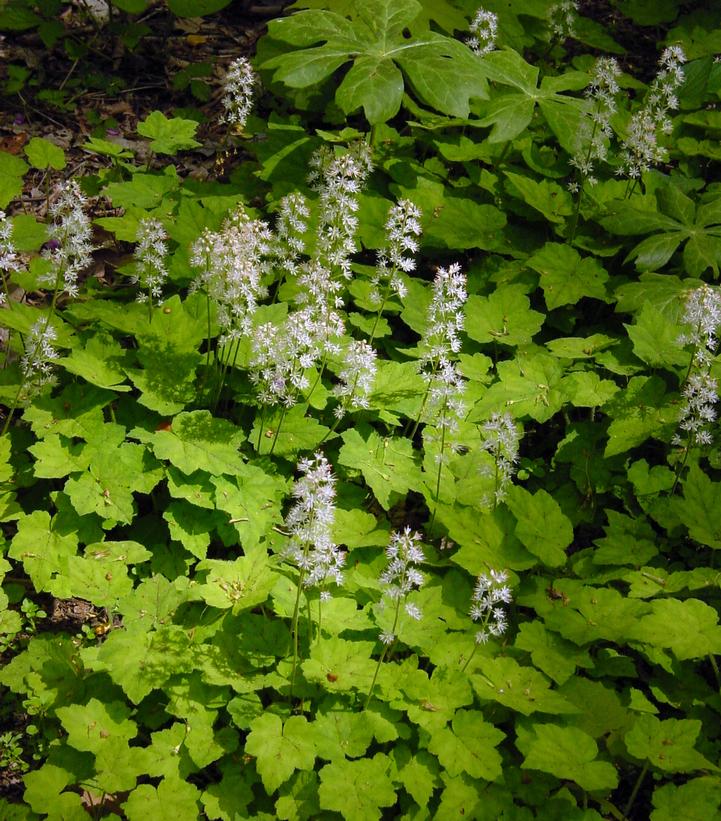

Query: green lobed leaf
[518,723,619,791]
[150,411,245,476]
[137,110,201,154]
[676,465,721,549]
[338,426,421,510]
[196,550,277,613]
[625,714,719,773]
[122,776,202,821]
[651,777,721,821]
[56,698,137,753]
[465,285,544,347]
[318,754,396,821]
[628,598,721,660]
[427,710,504,781]
[528,243,609,309]
[505,486,573,567]
[245,713,316,794]
[24,136,66,170]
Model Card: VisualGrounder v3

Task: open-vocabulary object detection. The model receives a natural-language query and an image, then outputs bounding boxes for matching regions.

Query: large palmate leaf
[264,0,488,124]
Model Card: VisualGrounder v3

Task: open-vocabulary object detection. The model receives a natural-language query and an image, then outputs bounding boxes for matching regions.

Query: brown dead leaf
[0,133,28,154]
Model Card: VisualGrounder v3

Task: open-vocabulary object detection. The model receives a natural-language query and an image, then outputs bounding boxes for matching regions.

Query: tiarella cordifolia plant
[308,141,373,280]
[250,310,317,411]
[377,527,425,643]
[283,452,343,593]
[467,7,498,57]
[283,452,343,694]
[416,262,467,429]
[272,191,310,282]
[415,263,468,520]
[221,56,257,131]
[366,527,425,707]
[462,569,513,670]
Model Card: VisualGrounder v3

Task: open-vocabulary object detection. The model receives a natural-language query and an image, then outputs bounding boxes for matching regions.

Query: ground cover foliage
[2,0,721,817]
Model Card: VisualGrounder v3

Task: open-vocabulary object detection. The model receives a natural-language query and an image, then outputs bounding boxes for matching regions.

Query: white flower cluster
[221,57,257,130]
[42,181,93,299]
[470,569,512,645]
[619,46,686,179]
[0,211,22,306]
[284,452,344,591]
[419,263,468,433]
[250,309,317,407]
[675,285,721,447]
[378,527,425,644]
[273,192,310,279]
[134,217,168,304]
[548,0,578,39]
[422,263,467,362]
[372,199,422,305]
[427,358,467,440]
[480,411,521,505]
[21,320,59,393]
[295,260,346,357]
[191,204,272,344]
[249,144,373,406]
[570,57,622,187]
[467,7,498,57]
[308,142,373,280]
[332,339,377,418]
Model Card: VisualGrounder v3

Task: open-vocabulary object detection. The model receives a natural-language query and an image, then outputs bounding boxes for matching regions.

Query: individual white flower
[467,7,498,57]
[221,57,257,130]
